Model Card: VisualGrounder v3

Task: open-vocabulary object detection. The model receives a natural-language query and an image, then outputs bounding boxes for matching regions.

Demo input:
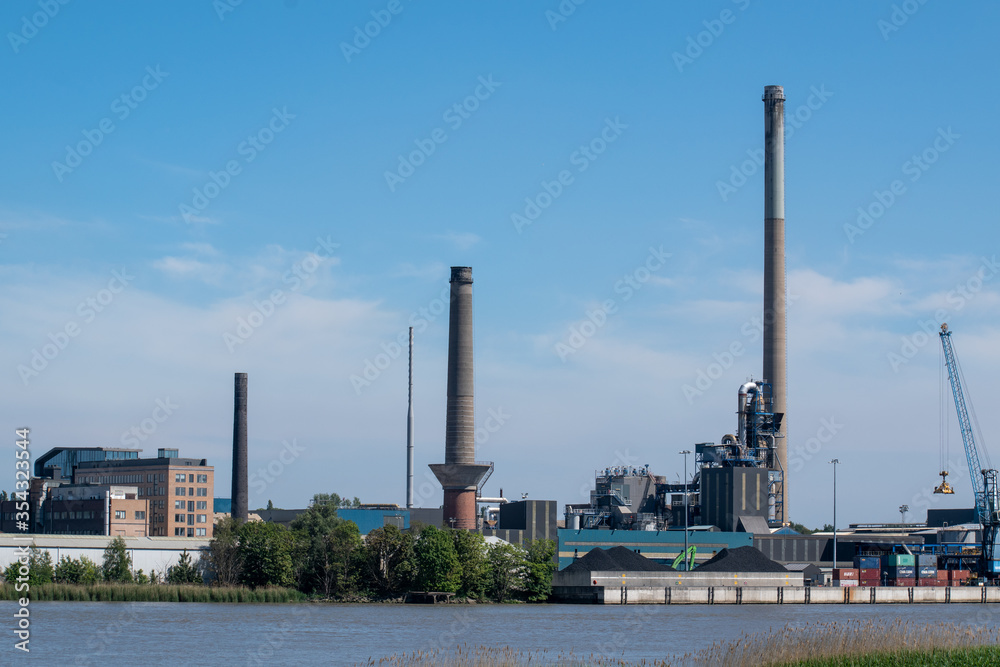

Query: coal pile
[563,546,674,573]
[695,546,787,573]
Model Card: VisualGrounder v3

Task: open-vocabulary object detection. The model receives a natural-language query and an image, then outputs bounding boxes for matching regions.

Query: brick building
[73,449,214,538]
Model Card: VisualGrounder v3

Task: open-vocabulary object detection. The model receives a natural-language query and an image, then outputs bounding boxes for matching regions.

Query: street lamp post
[830,459,839,569]
[899,504,909,525]
[680,450,692,571]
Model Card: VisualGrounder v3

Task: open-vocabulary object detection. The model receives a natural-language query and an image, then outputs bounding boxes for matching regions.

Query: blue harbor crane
[935,323,1000,579]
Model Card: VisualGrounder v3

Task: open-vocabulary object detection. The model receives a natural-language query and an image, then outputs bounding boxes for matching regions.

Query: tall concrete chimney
[430,267,491,529]
[406,327,414,509]
[763,85,788,523]
[232,372,248,521]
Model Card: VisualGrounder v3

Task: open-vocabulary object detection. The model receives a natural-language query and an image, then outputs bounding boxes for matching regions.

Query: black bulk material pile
[694,546,787,573]
[563,546,674,573]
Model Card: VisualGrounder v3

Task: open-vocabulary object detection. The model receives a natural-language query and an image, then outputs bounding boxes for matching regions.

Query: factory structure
[5,85,998,598]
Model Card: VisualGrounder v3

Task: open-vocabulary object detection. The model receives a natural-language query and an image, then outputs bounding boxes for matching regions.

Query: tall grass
[686,619,1000,667]
[364,620,1000,666]
[0,582,305,603]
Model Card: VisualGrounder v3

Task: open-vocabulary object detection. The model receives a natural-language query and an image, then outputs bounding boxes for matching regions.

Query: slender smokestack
[430,267,491,529]
[406,327,414,509]
[446,267,475,465]
[763,85,788,523]
[232,372,248,521]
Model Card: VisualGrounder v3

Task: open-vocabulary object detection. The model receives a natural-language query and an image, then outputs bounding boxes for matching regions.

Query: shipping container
[917,554,937,567]
[948,570,971,580]
[854,556,880,569]
[884,554,916,567]
[936,570,950,580]
[884,565,916,578]
[860,568,879,578]
[833,568,859,579]
[916,578,945,586]
[833,579,858,587]
[888,578,916,587]
[918,566,938,578]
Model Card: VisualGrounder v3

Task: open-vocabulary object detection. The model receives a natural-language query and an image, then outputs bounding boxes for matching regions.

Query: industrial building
[4,446,214,538]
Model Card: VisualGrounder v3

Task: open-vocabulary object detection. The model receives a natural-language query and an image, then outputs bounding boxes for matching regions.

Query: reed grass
[0,582,305,603]
[365,620,1000,666]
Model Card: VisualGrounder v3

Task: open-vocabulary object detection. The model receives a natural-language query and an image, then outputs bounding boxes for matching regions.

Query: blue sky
[2,0,998,529]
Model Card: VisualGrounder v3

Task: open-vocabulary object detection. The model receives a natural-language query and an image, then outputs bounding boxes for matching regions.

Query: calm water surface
[3,601,999,666]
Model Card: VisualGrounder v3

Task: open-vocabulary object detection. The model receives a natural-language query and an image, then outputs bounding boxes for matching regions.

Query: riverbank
[0,582,305,603]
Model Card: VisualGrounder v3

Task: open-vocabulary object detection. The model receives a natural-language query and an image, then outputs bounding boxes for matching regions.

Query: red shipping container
[833,579,858,587]
[859,578,880,587]
[949,570,971,580]
[860,568,879,579]
[937,571,949,580]
[834,568,859,579]
[890,578,915,587]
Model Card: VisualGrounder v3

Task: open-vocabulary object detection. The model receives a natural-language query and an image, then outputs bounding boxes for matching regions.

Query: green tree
[310,492,362,509]
[4,547,53,587]
[205,516,242,586]
[266,499,274,510]
[413,525,461,593]
[238,520,294,588]
[362,525,415,598]
[487,541,526,602]
[102,536,133,582]
[167,549,203,584]
[134,569,150,585]
[523,539,557,602]
[452,530,489,599]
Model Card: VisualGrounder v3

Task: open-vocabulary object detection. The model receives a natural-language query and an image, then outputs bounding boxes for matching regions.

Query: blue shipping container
[854,556,880,569]
[918,566,937,578]
[885,565,916,578]
[917,554,937,566]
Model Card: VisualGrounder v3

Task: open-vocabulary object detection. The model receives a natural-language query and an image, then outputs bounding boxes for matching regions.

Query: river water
[2,601,998,666]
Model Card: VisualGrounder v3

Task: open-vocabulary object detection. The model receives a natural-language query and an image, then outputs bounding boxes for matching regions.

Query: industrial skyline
[3,2,998,530]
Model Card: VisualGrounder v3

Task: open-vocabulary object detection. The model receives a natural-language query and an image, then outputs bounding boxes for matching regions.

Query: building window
[189,487,194,496]
[175,500,185,509]
[188,501,194,512]
[196,528,206,536]
[176,487,186,496]
[174,527,185,536]
[175,514,185,523]
[187,514,194,526]
[196,488,208,497]
[187,528,194,537]
[135,511,146,520]
[196,501,207,510]
[188,474,195,483]
[114,510,126,519]
[197,514,206,523]
[197,474,208,484]
[175,473,186,483]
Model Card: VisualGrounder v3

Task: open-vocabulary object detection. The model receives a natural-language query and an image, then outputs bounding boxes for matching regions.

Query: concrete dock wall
[554,584,1000,605]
